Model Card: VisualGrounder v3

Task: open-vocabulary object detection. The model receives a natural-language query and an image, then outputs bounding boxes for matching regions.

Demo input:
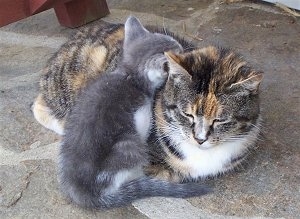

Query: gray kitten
[59,16,210,209]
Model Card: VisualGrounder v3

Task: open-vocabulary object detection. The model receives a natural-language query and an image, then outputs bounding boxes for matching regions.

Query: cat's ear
[230,73,263,94]
[124,16,149,45]
[164,51,191,80]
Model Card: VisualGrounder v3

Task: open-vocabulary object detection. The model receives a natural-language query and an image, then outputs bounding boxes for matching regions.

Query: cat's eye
[183,112,194,119]
[213,118,226,125]
[183,112,195,127]
[163,62,169,73]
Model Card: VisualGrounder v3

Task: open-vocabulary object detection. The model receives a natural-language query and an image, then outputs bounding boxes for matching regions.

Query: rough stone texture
[0,160,147,218]
[0,0,299,218]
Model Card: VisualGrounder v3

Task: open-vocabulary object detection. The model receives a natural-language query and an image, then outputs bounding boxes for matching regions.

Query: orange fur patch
[104,27,124,45]
[72,72,87,91]
[203,92,218,118]
[81,45,108,74]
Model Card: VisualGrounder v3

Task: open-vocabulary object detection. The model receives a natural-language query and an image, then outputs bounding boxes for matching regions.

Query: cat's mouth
[197,141,214,150]
[190,137,214,150]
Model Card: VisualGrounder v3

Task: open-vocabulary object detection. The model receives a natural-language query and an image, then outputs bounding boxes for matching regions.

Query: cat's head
[158,46,263,149]
[122,16,183,91]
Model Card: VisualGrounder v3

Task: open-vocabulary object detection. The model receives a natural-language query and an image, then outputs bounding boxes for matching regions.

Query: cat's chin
[189,138,214,150]
[197,142,214,150]
[190,139,214,150]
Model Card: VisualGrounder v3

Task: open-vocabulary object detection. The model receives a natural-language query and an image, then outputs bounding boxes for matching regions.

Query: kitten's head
[122,16,183,91]
[158,46,263,149]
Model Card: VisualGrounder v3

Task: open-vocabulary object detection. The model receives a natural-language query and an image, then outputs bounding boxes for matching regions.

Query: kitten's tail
[87,176,211,209]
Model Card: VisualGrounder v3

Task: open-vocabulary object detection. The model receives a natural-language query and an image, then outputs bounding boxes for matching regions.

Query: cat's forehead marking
[193,93,218,118]
[196,48,251,94]
[203,92,218,118]
[192,96,203,115]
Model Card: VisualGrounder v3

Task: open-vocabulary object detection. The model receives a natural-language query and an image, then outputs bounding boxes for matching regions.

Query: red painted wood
[29,0,72,14]
[29,0,56,14]
[0,0,30,27]
[0,0,108,28]
[54,0,109,28]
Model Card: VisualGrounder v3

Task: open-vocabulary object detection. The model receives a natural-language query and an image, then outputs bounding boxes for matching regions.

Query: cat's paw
[146,55,169,89]
[147,69,168,87]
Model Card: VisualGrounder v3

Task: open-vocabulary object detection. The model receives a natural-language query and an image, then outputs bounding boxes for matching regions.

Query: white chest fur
[134,100,152,141]
[178,139,249,178]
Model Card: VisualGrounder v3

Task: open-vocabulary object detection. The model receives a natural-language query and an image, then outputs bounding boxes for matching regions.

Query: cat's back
[41,23,125,118]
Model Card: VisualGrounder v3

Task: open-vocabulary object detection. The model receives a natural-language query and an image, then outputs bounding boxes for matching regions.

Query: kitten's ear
[164,51,191,80]
[230,73,263,94]
[124,16,149,44]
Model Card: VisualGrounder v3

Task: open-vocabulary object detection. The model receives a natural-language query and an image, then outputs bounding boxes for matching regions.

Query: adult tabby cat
[59,16,210,209]
[147,48,263,182]
[32,18,263,182]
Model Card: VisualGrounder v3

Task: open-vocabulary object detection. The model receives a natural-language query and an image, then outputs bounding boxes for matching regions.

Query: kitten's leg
[31,94,64,135]
[144,164,182,183]
[96,138,148,194]
[105,138,149,170]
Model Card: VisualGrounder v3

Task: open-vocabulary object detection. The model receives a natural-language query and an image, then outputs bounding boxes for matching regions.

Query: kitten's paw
[147,69,168,87]
[146,55,169,89]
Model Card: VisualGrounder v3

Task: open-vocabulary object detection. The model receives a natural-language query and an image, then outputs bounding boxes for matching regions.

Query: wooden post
[0,0,30,27]
[54,0,109,28]
[0,0,109,28]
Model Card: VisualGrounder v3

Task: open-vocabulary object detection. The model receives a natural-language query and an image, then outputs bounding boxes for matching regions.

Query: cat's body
[33,18,263,183]
[59,16,209,209]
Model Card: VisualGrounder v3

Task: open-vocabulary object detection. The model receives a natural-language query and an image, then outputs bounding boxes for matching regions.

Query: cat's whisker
[162,17,167,36]
[155,116,179,130]
[154,123,180,133]
[182,45,198,51]
[156,120,178,130]
[251,123,262,131]
[156,129,182,139]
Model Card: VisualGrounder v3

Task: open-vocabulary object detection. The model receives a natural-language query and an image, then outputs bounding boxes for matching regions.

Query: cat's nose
[195,137,207,145]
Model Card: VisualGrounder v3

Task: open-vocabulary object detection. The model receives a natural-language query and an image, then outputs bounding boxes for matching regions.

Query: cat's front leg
[106,138,149,170]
